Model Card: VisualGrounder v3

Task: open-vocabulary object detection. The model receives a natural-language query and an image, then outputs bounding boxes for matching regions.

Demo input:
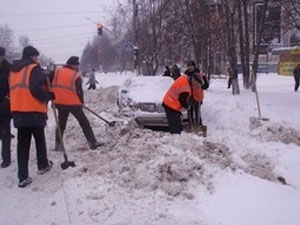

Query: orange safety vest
[51,67,82,106]
[9,63,47,113]
[190,72,204,102]
[163,75,191,112]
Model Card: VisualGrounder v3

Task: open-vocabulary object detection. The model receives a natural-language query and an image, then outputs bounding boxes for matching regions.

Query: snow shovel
[46,78,75,170]
[83,105,116,127]
[184,106,207,137]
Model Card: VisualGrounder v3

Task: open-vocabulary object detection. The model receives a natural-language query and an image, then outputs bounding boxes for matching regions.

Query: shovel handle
[83,105,115,126]
[46,77,67,155]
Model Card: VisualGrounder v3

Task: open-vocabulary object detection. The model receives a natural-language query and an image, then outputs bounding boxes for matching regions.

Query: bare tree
[250,0,269,92]
[237,0,251,89]
[0,24,14,59]
[19,35,30,48]
[39,54,52,67]
[221,0,240,95]
[282,0,300,30]
[137,0,172,75]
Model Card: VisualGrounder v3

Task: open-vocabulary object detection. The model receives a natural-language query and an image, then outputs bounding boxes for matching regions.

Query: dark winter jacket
[10,58,52,128]
[163,67,171,77]
[184,68,209,90]
[293,65,300,79]
[0,59,11,118]
[172,65,181,80]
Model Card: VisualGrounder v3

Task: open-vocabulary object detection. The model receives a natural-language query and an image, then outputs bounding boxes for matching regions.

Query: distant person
[171,64,181,80]
[0,47,12,168]
[293,63,300,92]
[51,56,104,151]
[86,68,98,90]
[227,66,232,89]
[163,66,171,77]
[10,46,54,187]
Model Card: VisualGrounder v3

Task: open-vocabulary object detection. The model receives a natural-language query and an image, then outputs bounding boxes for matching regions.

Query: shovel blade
[61,161,76,170]
[249,116,269,129]
[109,121,116,127]
[184,124,207,137]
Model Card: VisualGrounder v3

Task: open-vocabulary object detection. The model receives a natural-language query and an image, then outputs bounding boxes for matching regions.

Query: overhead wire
[41,44,86,50]
[29,32,94,42]
[31,32,95,42]
[0,10,106,17]
[32,36,93,45]
[13,23,92,33]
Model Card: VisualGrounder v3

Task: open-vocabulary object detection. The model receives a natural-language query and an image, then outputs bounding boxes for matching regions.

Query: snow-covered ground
[1,72,300,225]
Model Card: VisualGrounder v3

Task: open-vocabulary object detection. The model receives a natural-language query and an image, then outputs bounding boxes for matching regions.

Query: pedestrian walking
[86,68,98,90]
[293,63,300,92]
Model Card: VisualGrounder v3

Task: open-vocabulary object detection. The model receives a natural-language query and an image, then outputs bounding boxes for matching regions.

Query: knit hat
[66,56,80,65]
[22,46,39,58]
[187,60,196,67]
[0,47,5,56]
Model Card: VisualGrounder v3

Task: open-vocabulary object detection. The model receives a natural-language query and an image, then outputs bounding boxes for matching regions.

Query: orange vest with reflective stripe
[163,75,191,112]
[51,67,82,106]
[190,72,204,102]
[9,63,47,113]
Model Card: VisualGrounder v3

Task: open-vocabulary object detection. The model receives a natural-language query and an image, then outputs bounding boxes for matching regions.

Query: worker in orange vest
[184,61,209,125]
[51,56,104,151]
[9,46,54,188]
[162,62,191,134]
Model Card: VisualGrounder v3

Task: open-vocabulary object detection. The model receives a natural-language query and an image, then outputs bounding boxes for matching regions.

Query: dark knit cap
[187,60,196,67]
[22,46,39,58]
[66,56,80,65]
[0,47,5,56]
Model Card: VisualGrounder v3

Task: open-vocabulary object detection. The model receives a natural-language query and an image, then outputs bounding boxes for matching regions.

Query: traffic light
[97,24,103,36]
[133,47,139,70]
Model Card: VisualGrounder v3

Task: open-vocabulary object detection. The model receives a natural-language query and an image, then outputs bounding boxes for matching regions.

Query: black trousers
[17,127,48,182]
[163,105,182,134]
[0,118,11,163]
[294,75,299,91]
[55,106,97,145]
[188,100,202,125]
[88,84,96,90]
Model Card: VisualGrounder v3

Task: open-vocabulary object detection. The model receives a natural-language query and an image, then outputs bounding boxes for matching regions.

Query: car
[118,76,188,127]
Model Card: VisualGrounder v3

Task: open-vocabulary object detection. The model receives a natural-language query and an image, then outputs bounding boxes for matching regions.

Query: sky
[0,0,122,63]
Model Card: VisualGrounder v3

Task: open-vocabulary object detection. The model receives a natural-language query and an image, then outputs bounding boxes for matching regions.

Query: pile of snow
[251,120,300,146]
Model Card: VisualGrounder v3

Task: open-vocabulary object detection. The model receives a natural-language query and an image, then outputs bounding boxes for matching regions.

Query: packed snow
[0,72,300,225]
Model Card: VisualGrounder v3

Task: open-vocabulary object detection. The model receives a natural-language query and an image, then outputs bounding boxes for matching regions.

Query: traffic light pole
[86,16,140,75]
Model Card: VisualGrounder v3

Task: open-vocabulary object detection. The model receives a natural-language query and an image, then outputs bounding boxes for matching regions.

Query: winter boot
[1,160,10,168]
[89,141,105,150]
[38,160,53,175]
[18,177,33,188]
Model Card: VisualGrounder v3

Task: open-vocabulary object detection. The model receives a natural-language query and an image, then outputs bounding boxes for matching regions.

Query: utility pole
[133,0,140,75]
[213,0,218,75]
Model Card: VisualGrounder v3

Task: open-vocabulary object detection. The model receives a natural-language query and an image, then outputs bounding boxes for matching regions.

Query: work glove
[49,92,55,100]
[192,73,203,85]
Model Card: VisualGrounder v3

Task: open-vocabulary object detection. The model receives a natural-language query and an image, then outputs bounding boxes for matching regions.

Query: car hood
[122,76,173,104]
